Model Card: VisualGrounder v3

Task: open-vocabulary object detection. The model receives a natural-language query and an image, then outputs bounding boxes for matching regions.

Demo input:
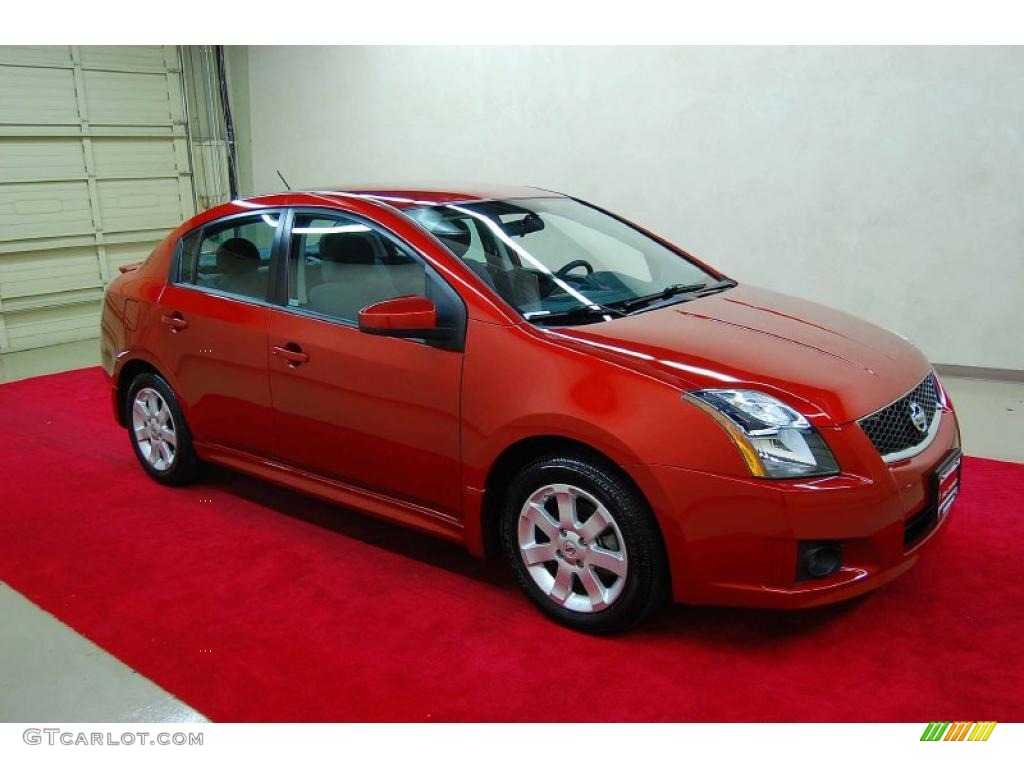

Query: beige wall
[247,46,1024,371]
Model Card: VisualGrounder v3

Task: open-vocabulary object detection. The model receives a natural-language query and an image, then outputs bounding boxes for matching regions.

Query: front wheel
[126,372,199,486]
[501,455,667,634]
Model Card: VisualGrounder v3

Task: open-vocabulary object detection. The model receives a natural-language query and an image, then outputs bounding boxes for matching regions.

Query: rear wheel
[126,372,199,486]
[501,454,667,634]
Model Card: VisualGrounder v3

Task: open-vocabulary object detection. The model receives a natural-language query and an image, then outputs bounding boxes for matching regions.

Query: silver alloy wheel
[517,483,628,613]
[131,387,177,471]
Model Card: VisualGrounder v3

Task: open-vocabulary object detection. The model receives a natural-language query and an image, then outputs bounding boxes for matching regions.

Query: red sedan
[100,185,961,634]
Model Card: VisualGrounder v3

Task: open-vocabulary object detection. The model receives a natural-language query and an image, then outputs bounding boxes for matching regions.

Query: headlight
[685,389,839,479]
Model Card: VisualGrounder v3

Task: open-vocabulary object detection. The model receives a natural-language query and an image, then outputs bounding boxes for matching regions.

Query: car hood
[541,284,932,426]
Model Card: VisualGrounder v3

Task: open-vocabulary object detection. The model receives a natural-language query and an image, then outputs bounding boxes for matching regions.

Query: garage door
[0,45,197,360]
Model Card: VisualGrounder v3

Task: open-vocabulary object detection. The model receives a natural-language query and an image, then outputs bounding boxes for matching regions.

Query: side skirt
[194,441,465,545]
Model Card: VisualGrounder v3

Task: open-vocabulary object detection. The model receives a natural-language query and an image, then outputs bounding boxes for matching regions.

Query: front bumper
[638,408,960,608]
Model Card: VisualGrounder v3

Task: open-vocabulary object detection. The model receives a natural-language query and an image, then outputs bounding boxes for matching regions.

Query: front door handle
[272,343,309,366]
[161,312,189,332]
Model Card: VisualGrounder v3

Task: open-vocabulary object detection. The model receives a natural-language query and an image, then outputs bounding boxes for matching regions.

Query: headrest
[319,232,376,265]
[214,238,260,273]
[217,237,260,263]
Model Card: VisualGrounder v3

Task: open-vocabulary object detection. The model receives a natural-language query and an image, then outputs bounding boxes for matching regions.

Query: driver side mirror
[357,295,454,340]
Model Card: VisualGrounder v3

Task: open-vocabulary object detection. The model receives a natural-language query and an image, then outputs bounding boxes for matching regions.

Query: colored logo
[909,401,928,433]
[921,721,997,741]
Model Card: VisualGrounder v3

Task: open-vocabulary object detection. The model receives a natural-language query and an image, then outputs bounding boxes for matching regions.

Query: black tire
[125,372,199,486]
[501,454,667,635]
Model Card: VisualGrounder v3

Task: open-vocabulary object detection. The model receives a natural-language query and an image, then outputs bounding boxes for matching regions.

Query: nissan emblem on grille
[857,374,939,460]
[909,401,928,433]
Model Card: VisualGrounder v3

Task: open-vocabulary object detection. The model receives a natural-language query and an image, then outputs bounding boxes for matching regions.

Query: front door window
[287,213,427,323]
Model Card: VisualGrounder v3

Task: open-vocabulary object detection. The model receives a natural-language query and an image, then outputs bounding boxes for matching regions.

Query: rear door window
[178,212,280,302]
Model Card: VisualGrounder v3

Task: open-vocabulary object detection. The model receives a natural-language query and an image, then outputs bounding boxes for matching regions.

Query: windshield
[404,197,730,324]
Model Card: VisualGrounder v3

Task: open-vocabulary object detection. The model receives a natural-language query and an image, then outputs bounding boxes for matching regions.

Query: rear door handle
[161,312,189,332]
[272,344,309,366]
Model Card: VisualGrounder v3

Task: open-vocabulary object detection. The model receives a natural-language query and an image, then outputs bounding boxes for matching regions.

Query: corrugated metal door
[0,45,196,362]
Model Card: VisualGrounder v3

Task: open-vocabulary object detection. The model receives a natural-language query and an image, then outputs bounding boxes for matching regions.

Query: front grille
[858,374,939,460]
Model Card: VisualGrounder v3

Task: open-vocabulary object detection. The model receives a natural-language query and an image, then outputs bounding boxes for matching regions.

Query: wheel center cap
[560,531,585,562]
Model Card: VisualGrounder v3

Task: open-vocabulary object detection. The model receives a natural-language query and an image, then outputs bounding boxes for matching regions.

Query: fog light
[797,541,843,581]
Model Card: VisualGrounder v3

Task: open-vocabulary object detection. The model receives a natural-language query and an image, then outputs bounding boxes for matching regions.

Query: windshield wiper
[528,303,627,325]
[616,282,709,313]
[616,279,738,314]
[694,279,737,296]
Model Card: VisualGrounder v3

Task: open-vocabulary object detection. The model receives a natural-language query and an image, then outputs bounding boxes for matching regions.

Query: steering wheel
[554,259,595,278]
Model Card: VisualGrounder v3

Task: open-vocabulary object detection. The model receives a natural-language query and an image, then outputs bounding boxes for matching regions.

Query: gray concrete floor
[0,347,1021,722]
[0,584,205,723]
[941,376,1024,463]
[0,339,100,385]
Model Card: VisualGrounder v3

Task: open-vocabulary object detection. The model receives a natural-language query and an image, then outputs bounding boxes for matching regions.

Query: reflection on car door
[266,211,464,518]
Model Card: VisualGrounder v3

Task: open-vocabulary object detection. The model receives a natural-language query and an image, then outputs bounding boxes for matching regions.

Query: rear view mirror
[501,212,544,238]
[357,295,453,340]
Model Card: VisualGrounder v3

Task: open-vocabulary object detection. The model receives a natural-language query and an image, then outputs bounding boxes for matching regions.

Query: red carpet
[1,367,1022,722]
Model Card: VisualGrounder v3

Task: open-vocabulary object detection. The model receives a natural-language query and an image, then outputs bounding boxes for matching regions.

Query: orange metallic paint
[100,186,960,609]
[358,295,439,332]
[266,307,463,516]
[156,284,276,458]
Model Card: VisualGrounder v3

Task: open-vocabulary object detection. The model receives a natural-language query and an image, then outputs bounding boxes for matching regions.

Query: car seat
[212,238,266,299]
[308,231,400,319]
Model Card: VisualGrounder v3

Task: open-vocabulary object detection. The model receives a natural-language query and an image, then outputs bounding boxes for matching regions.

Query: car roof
[242,184,565,210]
